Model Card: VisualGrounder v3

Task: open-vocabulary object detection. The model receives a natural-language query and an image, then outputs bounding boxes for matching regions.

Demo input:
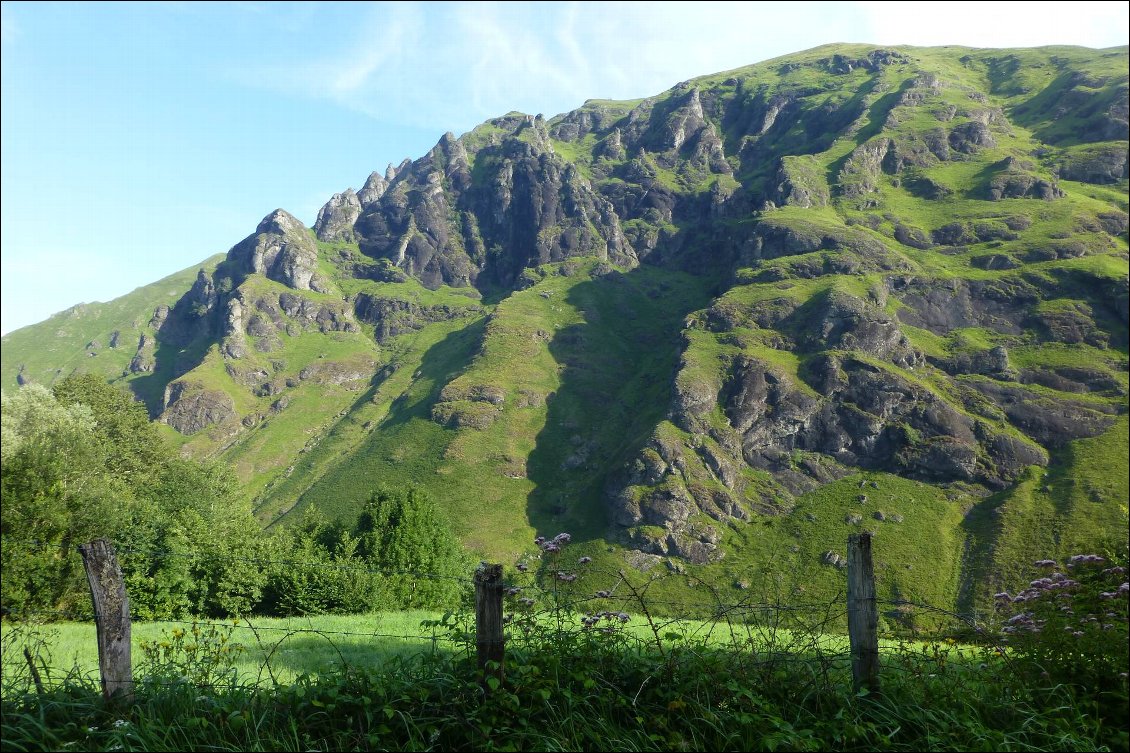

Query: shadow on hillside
[376,317,489,431]
[523,265,710,545]
[276,317,490,525]
[128,335,213,416]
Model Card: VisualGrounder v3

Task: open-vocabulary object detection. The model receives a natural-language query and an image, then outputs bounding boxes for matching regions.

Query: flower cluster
[996,570,1080,607]
[535,532,572,553]
[994,552,1129,695]
[581,611,630,629]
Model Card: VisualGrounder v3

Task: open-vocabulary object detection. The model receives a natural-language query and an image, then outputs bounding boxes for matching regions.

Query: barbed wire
[2,536,993,645]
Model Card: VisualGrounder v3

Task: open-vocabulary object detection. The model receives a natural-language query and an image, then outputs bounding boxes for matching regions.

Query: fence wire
[2,533,1016,701]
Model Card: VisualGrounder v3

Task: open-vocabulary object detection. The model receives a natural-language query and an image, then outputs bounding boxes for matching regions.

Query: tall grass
[3,598,1125,752]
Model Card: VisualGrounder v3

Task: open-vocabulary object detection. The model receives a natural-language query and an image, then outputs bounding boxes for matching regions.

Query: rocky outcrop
[314,189,362,242]
[838,138,890,204]
[1057,142,1129,184]
[228,209,329,292]
[893,278,1038,336]
[963,379,1119,447]
[773,156,829,208]
[795,288,922,368]
[357,171,389,208]
[947,120,996,154]
[296,358,376,387]
[128,333,157,374]
[985,157,1063,201]
[160,381,236,434]
[353,293,480,344]
[431,382,505,430]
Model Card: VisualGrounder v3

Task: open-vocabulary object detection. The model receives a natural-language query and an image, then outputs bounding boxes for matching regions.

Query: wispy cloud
[226,0,1128,139]
[227,2,870,133]
[1,3,21,43]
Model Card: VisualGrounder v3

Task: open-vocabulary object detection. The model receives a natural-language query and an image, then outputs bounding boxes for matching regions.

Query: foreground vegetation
[2,549,1127,752]
[3,617,1126,751]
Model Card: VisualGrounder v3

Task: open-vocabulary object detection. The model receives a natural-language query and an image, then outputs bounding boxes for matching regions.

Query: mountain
[3,43,1127,618]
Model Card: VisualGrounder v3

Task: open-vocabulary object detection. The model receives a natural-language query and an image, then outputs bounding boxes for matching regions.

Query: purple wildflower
[1033,559,1057,567]
[553,532,572,545]
[556,572,577,582]
[994,592,1011,600]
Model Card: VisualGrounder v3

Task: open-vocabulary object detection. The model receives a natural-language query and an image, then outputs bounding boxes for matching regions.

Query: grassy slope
[2,45,1126,614]
[646,45,1128,610]
[0,255,224,392]
[289,260,712,562]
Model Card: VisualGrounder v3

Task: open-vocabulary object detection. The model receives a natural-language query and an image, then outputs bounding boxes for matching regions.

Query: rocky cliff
[4,44,1127,608]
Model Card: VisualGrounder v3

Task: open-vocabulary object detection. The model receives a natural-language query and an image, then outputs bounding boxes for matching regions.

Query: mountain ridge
[3,43,1127,616]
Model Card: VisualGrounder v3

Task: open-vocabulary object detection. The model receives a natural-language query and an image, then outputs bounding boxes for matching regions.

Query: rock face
[353,293,481,344]
[47,44,1124,569]
[160,381,236,434]
[228,210,329,293]
[314,190,362,242]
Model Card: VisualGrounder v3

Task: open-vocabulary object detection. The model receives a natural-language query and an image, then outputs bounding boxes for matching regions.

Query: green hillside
[1,255,224,404]
[2,43,1126,614]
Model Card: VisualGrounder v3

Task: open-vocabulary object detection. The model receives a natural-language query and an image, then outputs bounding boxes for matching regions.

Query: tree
[52,374,165,483]
[1,385,127,614]
[260,507,382,616]
[3,379,266,619]
[355,486,470,609]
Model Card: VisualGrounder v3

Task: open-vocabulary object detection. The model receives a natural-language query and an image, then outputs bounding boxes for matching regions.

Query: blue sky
[2,1,1127,335]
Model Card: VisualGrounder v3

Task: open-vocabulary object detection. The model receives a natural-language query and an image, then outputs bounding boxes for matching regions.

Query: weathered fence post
[847,533,880,696]
[474,562,504,690]
[78,539,132,702]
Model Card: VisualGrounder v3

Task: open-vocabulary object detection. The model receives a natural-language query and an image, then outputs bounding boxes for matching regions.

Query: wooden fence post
[79,539,132,702]
[474,563,504,690]
[847,533,880,696]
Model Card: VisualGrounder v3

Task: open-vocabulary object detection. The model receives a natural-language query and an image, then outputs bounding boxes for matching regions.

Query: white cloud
[228,2,873,132]
[229,0,1128,139]
[1,3,21,43]
[857,1,1129,49]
